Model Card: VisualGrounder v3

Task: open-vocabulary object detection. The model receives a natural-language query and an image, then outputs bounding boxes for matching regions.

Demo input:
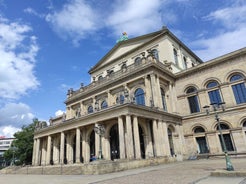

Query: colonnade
[32,115,184,166]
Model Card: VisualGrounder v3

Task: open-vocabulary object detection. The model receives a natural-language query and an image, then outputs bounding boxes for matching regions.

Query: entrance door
[110,124,120,160]
[89,130,95,161]
[196,137,209,154]
[139,125,145,159]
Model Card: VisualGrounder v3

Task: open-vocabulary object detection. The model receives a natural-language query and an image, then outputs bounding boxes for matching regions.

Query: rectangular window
[208,89,222,104]
[188,96,200,113]
[232,83,246,104]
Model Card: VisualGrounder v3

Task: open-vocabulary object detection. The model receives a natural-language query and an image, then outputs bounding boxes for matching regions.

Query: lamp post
[203,102,234,171]
[94,124,105,159]
[10,146,17,166]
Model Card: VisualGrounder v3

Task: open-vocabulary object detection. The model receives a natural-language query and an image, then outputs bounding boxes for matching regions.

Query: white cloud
[45,0,101,46]
[24,7,45,18]
[0,102,35,128]
[192,3,246,61]
[0,16,39,99]
[55,110,64,116]
[45,0,170,44]
[106,0,163,36]
[204,5,246,29]
[0,125,20,138]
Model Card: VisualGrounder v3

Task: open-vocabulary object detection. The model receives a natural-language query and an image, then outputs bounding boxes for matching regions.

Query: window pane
[208,90,222,104]
[88,106,93,113]
[207,81,218,88]
[135,88,145,105]
[152,49,159,60]
[161,88,167,111]
[230,74,243,82]
[232,83,246,104]
[101,101,108,109]
[186,87,197,94]
[135,57,142,65]
[188,96,200,113]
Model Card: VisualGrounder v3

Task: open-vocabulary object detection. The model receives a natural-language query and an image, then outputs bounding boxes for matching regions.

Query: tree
[3,118,40,166]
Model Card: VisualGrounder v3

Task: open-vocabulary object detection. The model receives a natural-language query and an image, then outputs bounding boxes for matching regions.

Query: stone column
[103,135,110,160]
[41,140,47,165]
[118,116,126,159]
[82,129,89,163]
[150,74,158,107]
[146,121,154,158]
[162,122,171,156]
[157,120,165,156]
[46,135,52,165]
[53,137,59,164]
[133,116,141,159]
[152,119,160,156]
[76,128,81,163]
[32,139,37,165]
[67,135,73,164]
[156,76,162,108]
[125,115,134,159]
[107,90,113,106]
[144,76,152,106]
[60,132,65,164]
[169,83,176,113]
[35,138,40,166]
[95,128,100,158]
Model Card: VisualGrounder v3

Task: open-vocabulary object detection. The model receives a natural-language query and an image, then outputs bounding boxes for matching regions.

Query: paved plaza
[1,157,246,184]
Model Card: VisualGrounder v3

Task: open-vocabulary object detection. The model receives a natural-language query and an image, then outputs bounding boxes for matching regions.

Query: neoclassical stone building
[32,28,246,167]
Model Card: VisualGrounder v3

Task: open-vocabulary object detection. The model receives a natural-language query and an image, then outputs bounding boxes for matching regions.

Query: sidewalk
[1,157,246,184]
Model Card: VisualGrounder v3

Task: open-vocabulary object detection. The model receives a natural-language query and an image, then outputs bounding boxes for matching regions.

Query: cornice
[176,47,246,79]
[34,103,182,138]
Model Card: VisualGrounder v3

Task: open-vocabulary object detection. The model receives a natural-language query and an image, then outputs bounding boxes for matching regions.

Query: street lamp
[10,146,17,166]
[203,102,234,171]
[94,124,105,159]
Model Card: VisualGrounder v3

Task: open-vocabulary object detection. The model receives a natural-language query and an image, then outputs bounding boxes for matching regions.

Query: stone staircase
[0,156,177,175]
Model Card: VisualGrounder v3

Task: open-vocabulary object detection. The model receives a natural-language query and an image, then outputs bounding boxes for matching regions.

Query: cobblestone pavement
[1,157,246,184]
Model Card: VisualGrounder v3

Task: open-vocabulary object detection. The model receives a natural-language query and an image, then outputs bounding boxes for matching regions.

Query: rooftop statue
[116,32,128,43]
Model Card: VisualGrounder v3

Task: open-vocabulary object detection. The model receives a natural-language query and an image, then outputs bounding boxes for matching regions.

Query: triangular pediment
[89,30,164,74]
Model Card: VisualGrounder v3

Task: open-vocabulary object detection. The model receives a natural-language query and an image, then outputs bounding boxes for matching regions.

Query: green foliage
[3,118,40,166]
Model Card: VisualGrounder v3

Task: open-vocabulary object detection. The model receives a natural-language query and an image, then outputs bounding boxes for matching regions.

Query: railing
[69,60,171,97]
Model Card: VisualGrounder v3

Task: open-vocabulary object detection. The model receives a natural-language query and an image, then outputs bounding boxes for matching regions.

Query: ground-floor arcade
[32,104,184,166]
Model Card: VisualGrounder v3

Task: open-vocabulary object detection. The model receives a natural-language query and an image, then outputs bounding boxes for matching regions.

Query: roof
[89,27,203,74]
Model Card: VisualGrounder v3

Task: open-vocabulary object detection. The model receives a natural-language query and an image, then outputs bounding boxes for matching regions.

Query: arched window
[121,63,127,71]
[230,74,246,104]
[206,81,222,105]
[194,126,205,133]
[87,106,93,114]
[183,56,187,69]
[135,88,145,105]
[101,101,108,109]
[160,88,167,111]
[135,57,142,65]
[216,123,234,151]
[116,95,124,104]
[186,87,200,113]
[243,120,246,127]
[216,123,229,130]
[173,48,178,65]
[152,49,159,60]
[98,75,103,81]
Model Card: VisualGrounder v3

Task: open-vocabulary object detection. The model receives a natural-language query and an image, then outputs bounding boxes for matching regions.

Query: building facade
[0,137,15,166]
[32,28,246,167]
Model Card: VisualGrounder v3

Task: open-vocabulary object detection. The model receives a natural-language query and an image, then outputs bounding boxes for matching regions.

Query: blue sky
[0,0,245,137]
